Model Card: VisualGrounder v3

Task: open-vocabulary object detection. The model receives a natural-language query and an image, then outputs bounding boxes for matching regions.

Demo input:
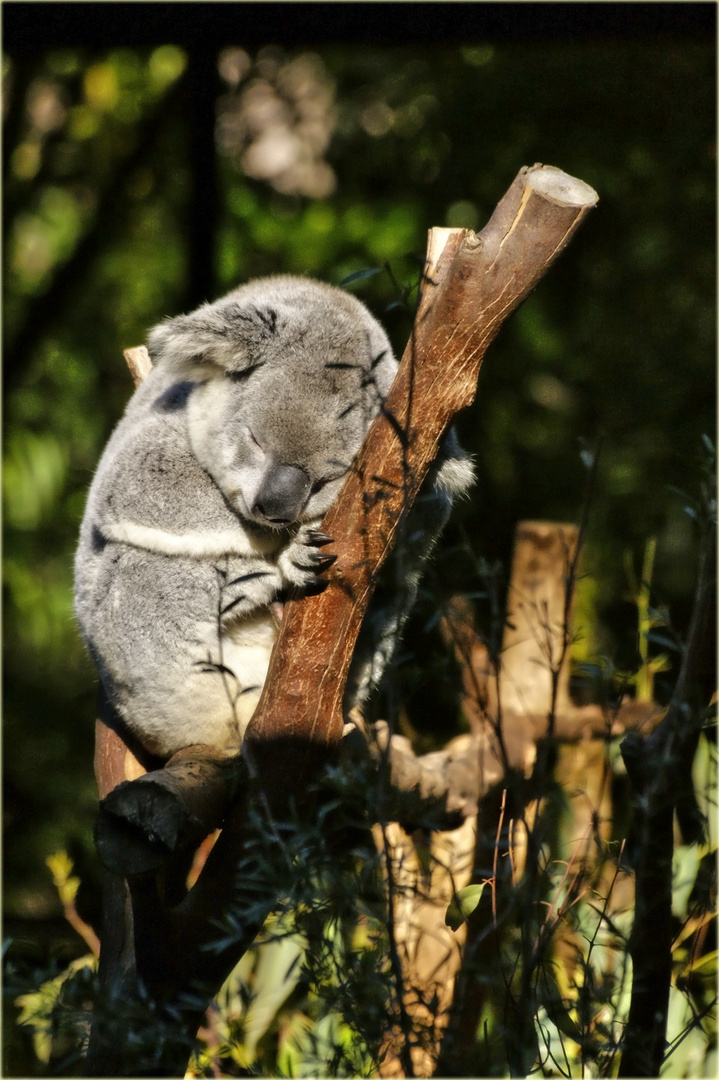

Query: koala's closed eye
[225,368,257,385]
[310,469,349,494]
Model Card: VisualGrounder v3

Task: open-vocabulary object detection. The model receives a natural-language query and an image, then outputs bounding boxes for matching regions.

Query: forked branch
[88,163,598,1077]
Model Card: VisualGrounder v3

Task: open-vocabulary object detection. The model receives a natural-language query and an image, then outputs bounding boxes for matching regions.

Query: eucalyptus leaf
[445,883,487,931]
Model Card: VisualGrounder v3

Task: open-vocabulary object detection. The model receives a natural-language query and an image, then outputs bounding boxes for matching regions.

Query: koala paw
[277,527,336,595]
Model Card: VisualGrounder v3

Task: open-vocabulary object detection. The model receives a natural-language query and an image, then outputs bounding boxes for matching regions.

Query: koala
[75,276,474,759]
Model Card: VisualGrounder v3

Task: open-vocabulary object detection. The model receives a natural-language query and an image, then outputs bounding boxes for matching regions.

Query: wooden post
[435,521,664,1079]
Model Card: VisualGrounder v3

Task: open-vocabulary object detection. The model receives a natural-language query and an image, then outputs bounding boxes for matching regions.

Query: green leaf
[445,883,487,931]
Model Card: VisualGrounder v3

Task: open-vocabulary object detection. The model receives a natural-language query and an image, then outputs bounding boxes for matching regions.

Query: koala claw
[314,552,338,572]
[302,577,330,597]
[276,524,335,591]
[307,530,334,547]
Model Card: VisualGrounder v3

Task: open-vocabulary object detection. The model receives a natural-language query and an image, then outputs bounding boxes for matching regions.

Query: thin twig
[379,821,416,1078]
[492,789,506,927]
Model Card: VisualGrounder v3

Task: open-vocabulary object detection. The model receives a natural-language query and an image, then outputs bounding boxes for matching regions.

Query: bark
[242,166,598,783]
[123,345,153,388]
[88,163,599,1077]
[94,694,661,879]
[96,744,240,876]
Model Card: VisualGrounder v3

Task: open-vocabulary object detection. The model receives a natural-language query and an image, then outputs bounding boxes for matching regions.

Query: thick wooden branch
[89,164,598,1076]
[96,745,240,876]
[243,165,598,782]
[159,168,599,994]
[344,702,662,837]
[94,694,661,879]
[94,691,158,799]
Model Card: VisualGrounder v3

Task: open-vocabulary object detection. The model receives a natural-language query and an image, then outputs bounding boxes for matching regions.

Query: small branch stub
[527,165,599,207]
[123,345,153,388]
[96,745,240,876]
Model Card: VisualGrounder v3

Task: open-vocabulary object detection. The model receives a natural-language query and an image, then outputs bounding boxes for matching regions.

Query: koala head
[147,276,399,528]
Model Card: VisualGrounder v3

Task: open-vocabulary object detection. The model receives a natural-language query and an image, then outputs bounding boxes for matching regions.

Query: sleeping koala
[75,276,474,759]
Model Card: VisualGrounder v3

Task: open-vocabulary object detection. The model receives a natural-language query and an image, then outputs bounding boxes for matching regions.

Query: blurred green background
[2,0,715,1010]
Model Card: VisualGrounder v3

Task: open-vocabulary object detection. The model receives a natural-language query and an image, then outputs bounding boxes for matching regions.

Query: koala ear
[146,300,258,379]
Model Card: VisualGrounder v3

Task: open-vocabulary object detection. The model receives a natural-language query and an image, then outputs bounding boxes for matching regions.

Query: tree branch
[243,165,598,769]
[88,163,599,1077]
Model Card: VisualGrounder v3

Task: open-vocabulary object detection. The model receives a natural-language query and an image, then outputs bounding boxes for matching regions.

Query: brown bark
[96,744,240,876]
[243,165,599,787]
[88,163,599,1077]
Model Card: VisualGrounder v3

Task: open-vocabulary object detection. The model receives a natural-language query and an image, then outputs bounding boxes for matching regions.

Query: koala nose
[253,464,311,525]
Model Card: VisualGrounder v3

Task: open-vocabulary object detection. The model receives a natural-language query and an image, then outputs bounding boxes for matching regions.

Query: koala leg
[83,547,280,757]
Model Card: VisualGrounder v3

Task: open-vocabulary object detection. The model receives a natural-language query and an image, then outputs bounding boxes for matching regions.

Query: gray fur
[75,276,474,758]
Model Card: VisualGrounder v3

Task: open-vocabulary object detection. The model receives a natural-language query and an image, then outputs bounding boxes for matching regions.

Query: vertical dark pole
[619,526,716,1077]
